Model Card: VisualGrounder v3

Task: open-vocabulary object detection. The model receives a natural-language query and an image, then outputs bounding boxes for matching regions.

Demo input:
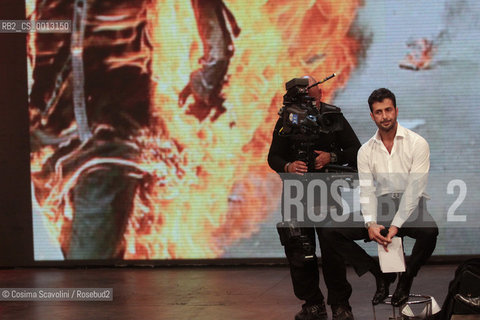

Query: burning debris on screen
[399,38,437,71]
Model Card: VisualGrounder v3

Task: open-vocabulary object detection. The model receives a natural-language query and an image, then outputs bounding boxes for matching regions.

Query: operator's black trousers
[322,195,438,279]
[281,175,354,307]
[284,226,352,306]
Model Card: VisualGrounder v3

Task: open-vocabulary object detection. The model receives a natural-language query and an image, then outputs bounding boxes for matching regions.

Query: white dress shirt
[358,123,430,228]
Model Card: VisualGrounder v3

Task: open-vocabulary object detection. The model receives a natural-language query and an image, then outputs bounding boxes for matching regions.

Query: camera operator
[268,76,360,320]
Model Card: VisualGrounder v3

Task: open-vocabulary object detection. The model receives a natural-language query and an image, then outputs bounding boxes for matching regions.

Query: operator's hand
[368,223,391,252]
[314,150,331,170]
[286,161,308,175]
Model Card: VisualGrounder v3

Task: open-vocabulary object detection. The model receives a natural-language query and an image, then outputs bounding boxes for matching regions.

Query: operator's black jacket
[267,104,361,173]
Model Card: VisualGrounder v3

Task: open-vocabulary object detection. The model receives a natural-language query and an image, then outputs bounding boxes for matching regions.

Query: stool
[372,294,433,320]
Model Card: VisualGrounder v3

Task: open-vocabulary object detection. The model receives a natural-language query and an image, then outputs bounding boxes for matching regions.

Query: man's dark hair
[368,88,396,112]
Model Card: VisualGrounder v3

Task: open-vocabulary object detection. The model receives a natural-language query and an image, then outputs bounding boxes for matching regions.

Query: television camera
[277,74,345,170]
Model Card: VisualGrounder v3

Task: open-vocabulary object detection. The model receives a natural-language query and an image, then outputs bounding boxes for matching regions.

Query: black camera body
[277,77,344,169]
[278,77,344,137]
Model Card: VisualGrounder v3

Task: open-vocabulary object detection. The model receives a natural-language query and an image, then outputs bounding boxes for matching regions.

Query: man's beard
[378,119,396,132]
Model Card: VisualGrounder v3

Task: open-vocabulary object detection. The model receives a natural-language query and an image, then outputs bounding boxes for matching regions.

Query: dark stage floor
[0,264,461,320]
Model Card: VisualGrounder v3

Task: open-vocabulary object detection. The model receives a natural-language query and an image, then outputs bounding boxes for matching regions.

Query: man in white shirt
[322,88,438,307]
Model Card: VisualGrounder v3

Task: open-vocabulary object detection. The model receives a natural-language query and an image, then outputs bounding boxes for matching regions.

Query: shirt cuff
[391,215,406,229]
[362,215,376,224]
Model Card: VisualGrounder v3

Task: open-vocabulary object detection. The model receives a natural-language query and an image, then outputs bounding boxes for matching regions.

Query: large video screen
[28,0,480,261]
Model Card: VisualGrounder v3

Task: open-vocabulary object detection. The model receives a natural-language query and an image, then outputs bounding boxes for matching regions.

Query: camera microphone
[307,73,336,90]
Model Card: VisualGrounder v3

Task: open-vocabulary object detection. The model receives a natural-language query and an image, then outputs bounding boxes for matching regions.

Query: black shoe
[372,273,397,305]
[332,304,354,320]
[391,274,413,307]
[454,294,480,312]
[295,302,328,320]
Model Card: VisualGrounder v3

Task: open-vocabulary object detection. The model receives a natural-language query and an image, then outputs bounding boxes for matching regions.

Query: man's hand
[314,150,331,170]
[368,223,391,251]
[385,225,399,245]
[286,161,308,175]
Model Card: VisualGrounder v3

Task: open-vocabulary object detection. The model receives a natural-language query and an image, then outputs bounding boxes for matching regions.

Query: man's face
[370,98,398,132]
[307,79,322,108]
[308,84,322,108]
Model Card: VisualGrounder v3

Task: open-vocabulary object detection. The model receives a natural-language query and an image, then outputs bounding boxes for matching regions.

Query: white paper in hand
[378,237,406,273]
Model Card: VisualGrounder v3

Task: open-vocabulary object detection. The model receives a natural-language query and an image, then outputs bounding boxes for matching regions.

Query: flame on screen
[29,0,363,259]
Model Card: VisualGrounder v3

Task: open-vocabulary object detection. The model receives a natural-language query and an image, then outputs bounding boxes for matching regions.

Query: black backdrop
[0,0,33,266]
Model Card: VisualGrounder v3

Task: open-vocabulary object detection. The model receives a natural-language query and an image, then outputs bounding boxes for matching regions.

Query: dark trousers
[285,226,352,306]
[322,196,438,279]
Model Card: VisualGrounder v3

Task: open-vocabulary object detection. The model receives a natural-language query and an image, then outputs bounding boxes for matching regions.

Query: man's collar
[395,123,406,138]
